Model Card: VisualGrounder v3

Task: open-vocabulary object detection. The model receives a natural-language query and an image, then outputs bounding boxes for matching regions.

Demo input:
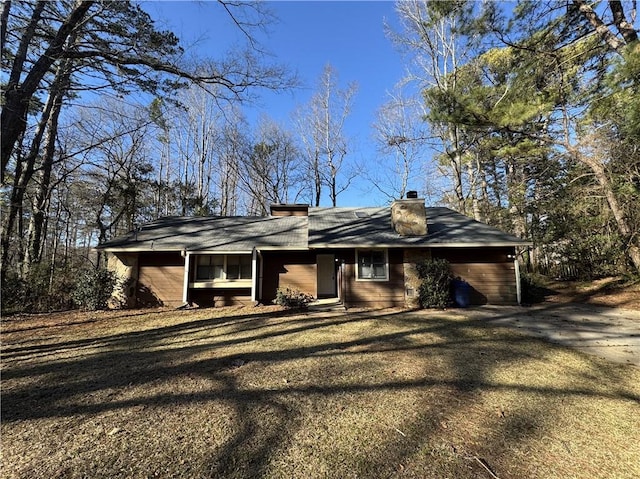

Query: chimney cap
[406,190,418,199]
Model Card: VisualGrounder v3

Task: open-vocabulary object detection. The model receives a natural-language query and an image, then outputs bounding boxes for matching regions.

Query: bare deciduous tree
[239,116,302,215]
[390,0,476,214]
[370,89,431,201]
[295,64,358,206]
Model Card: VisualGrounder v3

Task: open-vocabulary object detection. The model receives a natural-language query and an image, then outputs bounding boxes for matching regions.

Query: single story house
[98,196,530,308]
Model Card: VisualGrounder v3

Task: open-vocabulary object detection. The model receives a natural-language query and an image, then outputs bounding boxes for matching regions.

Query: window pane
[212,256,224,266]
[213,265,224,279]
[373,264,386,278]
[196,265,210,280]
[213,256,223,278]
[359,264,371,279]
[240,258,252,279]
[371,250,385,264]
[227,264,240,279]
[196,256,225,280]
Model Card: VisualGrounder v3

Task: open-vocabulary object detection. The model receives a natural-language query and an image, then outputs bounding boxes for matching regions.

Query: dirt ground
[532,276,640,311]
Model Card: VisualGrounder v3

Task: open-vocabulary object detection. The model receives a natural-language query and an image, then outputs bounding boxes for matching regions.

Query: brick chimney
[270,203,309,216]
[391,193,427,236]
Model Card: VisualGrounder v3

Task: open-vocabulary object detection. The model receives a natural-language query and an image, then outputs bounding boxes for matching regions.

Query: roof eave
[99,245,311,253]
[423,241,532,248]
[98,247,183,253]
[309,241,531,249]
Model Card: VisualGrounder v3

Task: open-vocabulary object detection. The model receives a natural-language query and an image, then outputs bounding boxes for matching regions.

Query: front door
[317,254,336,297]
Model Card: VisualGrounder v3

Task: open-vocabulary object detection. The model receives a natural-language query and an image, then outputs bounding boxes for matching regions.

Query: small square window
[357,249,388,280]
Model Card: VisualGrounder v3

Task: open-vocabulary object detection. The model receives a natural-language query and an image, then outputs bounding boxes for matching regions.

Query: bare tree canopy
[0,0,296,293]
[1,0,296,180]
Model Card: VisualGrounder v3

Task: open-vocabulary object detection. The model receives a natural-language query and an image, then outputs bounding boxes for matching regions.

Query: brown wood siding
[432,247,517,305]
[261,251,317,303]
[342,248,405,308]
[190,288,252,307]
[137,252,184,306]
[432,247,513,264]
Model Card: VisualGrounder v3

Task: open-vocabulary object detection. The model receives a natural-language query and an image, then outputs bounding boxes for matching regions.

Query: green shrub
[1,273,30,315]
[520,272,550,304]
[72,268,117,311]
[273,287,314,309]
[1,264,75,314]
[415,258,453,309]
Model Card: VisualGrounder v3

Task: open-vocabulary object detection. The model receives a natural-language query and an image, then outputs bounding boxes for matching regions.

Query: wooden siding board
[432,247,514,263]
[280,264,316,292]
[343,248,405,308]
[432,248,518,305]
[448,261,516,305]
[261,251,317,303]
[190,288,252,307]
[138,266,184,306]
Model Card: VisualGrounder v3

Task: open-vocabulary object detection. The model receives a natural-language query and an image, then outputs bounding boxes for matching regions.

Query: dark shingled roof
[98,206,528,252]
[98,216,308,252]
[308,206,528,247]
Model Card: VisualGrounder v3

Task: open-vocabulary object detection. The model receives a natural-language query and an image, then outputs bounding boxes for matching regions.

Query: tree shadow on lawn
[2,306,639,478]
[1,307,304,360]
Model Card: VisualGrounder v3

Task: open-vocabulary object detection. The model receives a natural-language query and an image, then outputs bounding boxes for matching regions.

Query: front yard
[2,306,639,478]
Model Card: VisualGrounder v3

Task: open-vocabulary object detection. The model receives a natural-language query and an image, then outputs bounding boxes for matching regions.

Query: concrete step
[308,298,345,311]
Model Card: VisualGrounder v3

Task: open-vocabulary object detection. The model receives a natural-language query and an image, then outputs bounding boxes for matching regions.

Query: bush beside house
[274,287,314,309]
[416,258,453,309]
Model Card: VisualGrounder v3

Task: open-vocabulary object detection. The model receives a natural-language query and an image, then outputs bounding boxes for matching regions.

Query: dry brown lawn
[2,305,639,479]
[541,276,640,310]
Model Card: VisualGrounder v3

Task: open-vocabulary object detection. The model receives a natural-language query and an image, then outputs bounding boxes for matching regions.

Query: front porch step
[308,298,345,312]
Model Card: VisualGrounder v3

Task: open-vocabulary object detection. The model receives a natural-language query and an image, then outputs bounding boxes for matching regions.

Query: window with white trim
[195,255,252,281]
[356,249,388,280]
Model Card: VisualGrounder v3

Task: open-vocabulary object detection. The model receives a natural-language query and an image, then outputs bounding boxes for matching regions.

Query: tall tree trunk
[1,86,57,280]
[328,160,337,207]
[24,36,75,274]
[446,126,466,214]
[165,137,171,216]
[48,201,63,294]
[182,154,189,215]
[581,153,640,272]
[313,153,321,207]
[506,159,527,239]
[468,160,482,222]
[0,0,11,53]
[1,0,93,178]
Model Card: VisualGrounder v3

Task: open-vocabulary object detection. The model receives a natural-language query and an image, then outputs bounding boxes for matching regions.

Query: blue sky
[145,1,425,206]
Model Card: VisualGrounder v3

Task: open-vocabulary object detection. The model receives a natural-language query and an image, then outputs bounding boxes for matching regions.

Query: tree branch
[573,0,625,53]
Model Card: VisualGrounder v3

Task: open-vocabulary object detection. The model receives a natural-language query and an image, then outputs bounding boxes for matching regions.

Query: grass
[2,305,639,479]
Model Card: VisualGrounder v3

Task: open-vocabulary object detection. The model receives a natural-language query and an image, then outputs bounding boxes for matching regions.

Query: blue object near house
[452,279,471,307]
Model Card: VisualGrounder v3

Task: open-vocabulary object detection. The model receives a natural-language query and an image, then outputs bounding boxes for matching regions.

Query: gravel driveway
[468,303,640,366]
